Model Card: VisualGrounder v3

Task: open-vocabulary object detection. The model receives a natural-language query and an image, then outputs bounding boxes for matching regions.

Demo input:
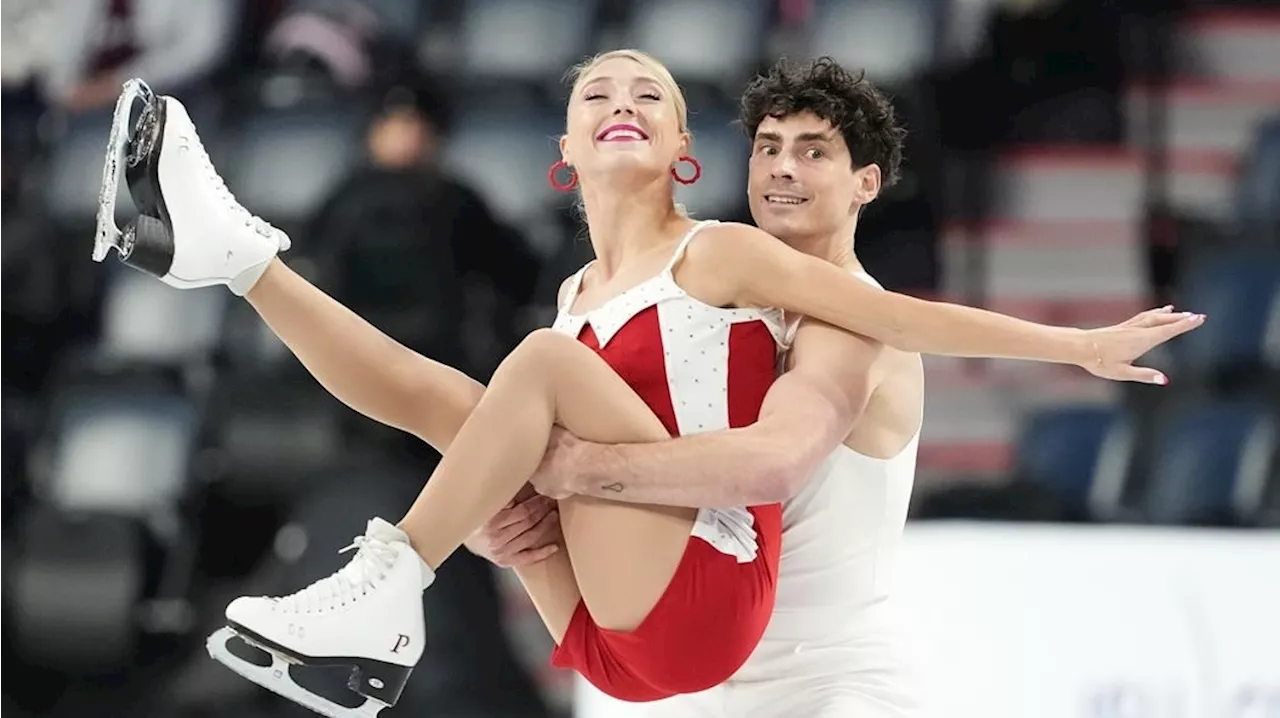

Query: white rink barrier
[574,523,1280,718]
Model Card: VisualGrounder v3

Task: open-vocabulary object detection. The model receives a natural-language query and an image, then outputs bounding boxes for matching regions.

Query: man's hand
[464,484,562,568]
[529,426,593,499]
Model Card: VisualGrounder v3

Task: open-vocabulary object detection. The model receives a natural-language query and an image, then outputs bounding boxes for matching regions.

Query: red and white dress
[548,220,790,701]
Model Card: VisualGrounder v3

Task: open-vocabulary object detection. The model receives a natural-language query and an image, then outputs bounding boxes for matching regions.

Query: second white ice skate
[206,518,435,718]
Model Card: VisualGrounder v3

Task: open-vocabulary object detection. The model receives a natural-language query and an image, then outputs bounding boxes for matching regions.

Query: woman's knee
[488,329,573,395]
[519,328,582,356]
[502,329,584,376]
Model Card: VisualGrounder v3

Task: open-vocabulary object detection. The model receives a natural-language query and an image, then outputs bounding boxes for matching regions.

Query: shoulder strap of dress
[661,219,719,275]
[558,261,593,312]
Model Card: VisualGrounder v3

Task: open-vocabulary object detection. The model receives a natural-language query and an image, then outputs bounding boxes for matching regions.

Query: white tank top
[755,271,920,646]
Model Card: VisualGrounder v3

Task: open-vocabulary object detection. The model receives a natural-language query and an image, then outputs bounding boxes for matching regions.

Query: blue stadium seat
[456,0,598,84]
[442,106,563,222]
[624,0,769,87]
[1234,114,1280,242]
[1143,401,1277,525]
[677,107,749,218]
[220,103,370,227]
[1015,405,1132,518]
[1174,250,1280,376]
[806,0,940,87]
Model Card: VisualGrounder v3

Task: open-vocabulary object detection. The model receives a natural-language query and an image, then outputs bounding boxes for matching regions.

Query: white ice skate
[92,78,290,295]
[207,518,436,718]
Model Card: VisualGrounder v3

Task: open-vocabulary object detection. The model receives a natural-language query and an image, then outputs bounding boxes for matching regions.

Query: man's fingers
[503,543,559,567]
[492,495,555,530]
[493,510,562,566]
[529,506,561,538]
[492,510,541,547]
[495,509,559,554]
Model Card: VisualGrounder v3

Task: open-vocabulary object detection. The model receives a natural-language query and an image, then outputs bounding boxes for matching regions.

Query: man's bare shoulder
[789,316,922,438]
[786,319,884,403]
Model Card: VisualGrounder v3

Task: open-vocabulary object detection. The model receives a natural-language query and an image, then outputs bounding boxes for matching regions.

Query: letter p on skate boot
[92,78,291,296]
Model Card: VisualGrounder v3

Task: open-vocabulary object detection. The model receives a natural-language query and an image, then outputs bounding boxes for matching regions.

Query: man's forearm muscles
[575,428,794,508]
[571,360,856,508]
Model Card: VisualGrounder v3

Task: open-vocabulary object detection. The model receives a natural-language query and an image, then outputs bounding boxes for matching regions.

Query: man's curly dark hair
[739,57,907,188]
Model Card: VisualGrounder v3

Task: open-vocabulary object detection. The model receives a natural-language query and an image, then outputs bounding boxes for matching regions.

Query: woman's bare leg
[243,263,680,638]
[510,553,581,642]
[400,328,696,632]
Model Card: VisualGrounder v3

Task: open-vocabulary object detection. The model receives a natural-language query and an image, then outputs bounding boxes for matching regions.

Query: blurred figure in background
[307,67,543,386]
[274,66,550,718]
[39,0,235,113]
[2,0,56,170]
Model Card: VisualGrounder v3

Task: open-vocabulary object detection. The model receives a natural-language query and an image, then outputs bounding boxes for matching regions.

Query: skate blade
[206,626,388,718]
[93,78,158,263]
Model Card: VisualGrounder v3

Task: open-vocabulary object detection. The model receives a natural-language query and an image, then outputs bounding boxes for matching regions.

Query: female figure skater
[104,50,1200,717]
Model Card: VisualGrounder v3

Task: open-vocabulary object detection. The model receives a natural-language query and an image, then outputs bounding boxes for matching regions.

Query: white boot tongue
[365,517,409,544]
[360,516,437,590]
[331,519,405,587]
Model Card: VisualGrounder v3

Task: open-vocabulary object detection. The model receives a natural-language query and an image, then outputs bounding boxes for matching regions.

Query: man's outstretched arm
[534,321,886,508]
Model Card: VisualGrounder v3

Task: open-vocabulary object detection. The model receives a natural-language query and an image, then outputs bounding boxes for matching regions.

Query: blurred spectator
[2,1,56,171]
[307,68,543,383]
[1,1,55,88]
[261,0,426,91]
[282,68,552,718]
[39,0,235,113]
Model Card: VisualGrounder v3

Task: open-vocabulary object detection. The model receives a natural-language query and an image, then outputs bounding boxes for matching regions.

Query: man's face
[747,111,872,244]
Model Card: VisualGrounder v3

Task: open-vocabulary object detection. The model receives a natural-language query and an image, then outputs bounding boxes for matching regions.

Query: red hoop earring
[671,155,702,185]
[548,160,578,192]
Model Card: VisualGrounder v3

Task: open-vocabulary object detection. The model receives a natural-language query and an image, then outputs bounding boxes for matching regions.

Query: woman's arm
[699,223,1202,383]
[246,259,485,451]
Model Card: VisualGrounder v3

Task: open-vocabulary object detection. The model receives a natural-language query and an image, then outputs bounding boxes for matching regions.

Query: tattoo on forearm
[601,482,624,493]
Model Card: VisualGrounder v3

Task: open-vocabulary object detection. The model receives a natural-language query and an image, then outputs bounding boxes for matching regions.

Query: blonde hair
[563,49,694,219]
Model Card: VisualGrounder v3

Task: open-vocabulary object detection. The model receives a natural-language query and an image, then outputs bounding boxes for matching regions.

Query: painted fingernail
[1153,373,1168,385]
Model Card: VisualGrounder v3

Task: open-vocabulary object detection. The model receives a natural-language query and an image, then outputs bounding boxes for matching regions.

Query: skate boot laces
[179,123,278,239]
[275,535,400,615]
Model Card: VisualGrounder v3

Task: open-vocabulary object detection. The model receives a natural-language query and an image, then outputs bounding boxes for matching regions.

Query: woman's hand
[1080,306,1205,384]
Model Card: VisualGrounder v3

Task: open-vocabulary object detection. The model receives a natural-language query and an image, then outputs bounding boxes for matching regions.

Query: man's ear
[855,163,882,204]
